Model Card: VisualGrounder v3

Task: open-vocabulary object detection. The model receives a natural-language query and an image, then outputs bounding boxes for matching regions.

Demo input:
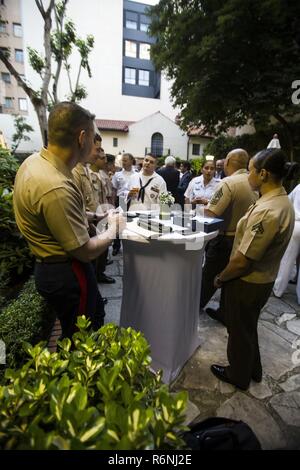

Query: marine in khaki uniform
[209,149,296,390]
[13,102,125,339]
[72,136,116,285]
[200,149,257,309]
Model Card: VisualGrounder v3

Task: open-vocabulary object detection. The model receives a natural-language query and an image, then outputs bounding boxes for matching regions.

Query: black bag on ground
[183,417,261,450]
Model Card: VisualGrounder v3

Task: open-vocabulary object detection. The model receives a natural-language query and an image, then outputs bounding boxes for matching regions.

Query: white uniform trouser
[273,220,300,303]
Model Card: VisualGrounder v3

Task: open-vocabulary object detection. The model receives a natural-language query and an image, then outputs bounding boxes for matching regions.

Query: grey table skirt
[120,237,209,383]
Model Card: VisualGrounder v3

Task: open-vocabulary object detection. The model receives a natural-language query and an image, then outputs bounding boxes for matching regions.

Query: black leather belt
[35,256,71,264]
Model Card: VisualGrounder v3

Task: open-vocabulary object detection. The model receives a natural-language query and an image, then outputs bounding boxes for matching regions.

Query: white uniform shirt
[112,168,136,197]
[184,175,220,202]
[289,184,300,221]
[127,171,167,210]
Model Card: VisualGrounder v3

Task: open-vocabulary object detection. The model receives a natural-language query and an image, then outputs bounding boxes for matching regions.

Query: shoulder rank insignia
[210,187,223,205]
[251,221,264,234]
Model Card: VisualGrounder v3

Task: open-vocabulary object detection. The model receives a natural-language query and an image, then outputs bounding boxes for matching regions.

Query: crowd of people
[13,101,300,391]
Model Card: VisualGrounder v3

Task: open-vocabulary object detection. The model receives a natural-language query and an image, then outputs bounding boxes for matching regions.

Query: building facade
[0,0,212,158]
[0,0,28,116]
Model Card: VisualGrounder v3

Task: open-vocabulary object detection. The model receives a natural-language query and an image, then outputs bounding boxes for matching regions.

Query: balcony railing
[145,147,171,157]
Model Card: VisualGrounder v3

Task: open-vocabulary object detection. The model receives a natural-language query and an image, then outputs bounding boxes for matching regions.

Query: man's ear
[260,168,268,181]
[78,129,86,148]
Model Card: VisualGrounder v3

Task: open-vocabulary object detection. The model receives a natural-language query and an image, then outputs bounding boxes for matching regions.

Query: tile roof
[95,119,135,132]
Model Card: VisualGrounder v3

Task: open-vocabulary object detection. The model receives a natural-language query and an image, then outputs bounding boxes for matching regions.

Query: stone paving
[102,252,300,450]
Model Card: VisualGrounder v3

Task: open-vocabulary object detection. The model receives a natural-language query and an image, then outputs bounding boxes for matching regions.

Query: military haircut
[48,101,95,147]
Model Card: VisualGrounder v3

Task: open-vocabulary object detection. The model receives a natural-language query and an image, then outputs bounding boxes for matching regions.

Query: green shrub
[0,278,56,382]
[0,317,188,450]
[190,157,205,176]
[0,150,33,286]
[0,149,19,190]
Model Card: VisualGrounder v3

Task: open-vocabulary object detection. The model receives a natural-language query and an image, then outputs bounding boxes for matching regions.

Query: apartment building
[0,0,28,116]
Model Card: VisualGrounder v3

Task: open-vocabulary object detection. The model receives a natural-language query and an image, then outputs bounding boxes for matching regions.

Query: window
[151,133,163,157]
[140,14,150,33]
[125,40,137,58]
[13,23,22,37]
[19,98,27,111]
[124,67,136,85]
[15,49,24,63]
[0,21,6,33]
[113,138,118,148]
[1,72,10,83]
[192,144,200,156]
[125,11,138,30]
[139,43,151,60]
[139,70,150,87]
[0,47,9,58]
[4,97,13,109]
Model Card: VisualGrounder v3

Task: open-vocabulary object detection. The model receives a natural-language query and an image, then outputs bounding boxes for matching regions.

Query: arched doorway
[151,132,163,157]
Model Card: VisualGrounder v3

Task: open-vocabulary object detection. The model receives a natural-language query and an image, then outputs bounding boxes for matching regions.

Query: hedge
[0,278,56,382]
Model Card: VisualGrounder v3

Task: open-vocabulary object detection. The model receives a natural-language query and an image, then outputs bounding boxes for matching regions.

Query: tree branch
[0,50,41,106]
[35,0,46,19]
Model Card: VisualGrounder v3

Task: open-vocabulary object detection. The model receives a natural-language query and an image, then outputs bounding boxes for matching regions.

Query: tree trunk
[273,112,294,162]
[34,103,48,147]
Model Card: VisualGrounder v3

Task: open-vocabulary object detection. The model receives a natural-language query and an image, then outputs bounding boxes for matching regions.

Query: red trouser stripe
[71,259,88,315]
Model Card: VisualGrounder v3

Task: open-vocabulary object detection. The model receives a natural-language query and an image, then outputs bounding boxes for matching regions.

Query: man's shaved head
[226,149,249,169]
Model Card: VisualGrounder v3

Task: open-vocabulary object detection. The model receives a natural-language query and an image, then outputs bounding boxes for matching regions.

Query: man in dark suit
[157,156,180,201]
[177,161,193,209]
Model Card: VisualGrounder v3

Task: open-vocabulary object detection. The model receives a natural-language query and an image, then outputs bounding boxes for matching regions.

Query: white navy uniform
[273,184,300,301]
[127,171,167,210]
[184,175,219,202]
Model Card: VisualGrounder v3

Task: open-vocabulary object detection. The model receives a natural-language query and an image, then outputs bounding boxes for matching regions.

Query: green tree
[11,116,34,155]
[149,0,300,160]
[0,0,94,145]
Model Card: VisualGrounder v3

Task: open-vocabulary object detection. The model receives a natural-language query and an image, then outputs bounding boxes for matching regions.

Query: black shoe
[210,364,248,391]
[98,274,116,284]
[106,259,113,266]
[206,308,226,327]
[252,372,262,383]
[112,248,119,256]
[102,297,108,305]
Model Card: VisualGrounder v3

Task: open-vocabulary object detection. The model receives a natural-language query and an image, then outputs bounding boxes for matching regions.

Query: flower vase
[159,203,171,220]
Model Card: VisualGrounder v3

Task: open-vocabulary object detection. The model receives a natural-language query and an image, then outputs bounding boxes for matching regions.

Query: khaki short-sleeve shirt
[72,163,98,213]
[232,187,295,283]
[13,148,90,259]
[207,170,258,233]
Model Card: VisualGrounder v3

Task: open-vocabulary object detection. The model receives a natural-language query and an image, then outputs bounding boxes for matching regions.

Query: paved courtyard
[103,251,300,450]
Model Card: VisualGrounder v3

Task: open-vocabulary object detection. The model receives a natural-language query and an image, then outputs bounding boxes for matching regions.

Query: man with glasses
[14,102,125,339]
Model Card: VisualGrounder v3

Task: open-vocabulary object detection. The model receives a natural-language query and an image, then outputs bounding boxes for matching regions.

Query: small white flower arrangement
[159,191,175,206]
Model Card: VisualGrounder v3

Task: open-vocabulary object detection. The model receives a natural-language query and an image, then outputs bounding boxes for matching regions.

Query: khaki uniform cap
[13,148,89,259]
[207,169,258,233]
[232,187,295,283]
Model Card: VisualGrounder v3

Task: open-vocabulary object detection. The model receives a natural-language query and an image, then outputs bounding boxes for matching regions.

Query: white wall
[0,0,179,152]
[101,112,189,159]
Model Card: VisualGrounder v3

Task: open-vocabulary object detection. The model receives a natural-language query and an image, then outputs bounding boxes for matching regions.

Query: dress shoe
[112,248,120,256]
[206,308,226,327]
[252,372,262,383]
[106,259,113,266]
[102,297,108,305]
[98,274,116,284]
[210,364,248,391]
